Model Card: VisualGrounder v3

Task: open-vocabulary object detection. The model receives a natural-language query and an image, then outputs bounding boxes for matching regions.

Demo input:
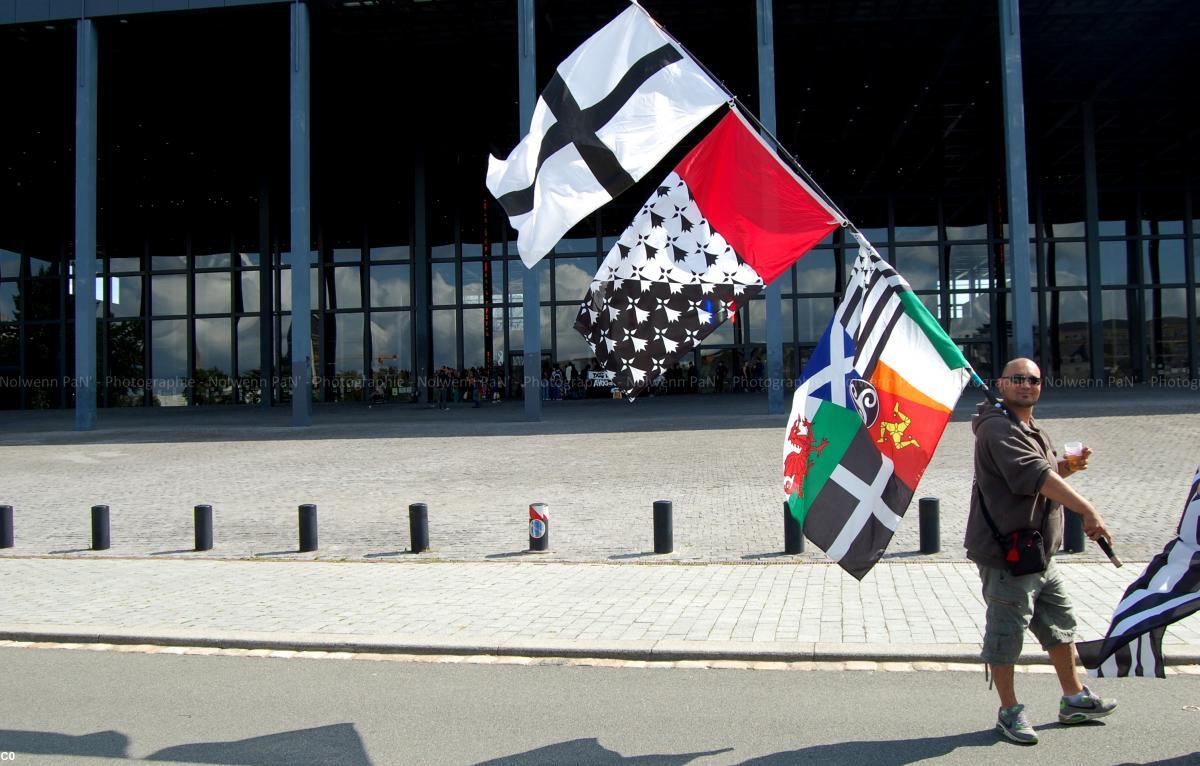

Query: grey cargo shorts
[977,559,1078,665]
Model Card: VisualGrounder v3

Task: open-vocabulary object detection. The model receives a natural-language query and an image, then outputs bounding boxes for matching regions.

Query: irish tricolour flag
[782,233,971,579]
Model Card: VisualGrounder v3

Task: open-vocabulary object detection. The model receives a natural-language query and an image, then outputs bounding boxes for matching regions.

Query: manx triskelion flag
[782,233,971,579]
[486,4,728,268]
[574,107,844,400]
[1078,466,1200,678]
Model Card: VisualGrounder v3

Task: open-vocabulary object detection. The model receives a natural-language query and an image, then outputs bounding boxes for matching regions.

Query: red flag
[674,110,843,284]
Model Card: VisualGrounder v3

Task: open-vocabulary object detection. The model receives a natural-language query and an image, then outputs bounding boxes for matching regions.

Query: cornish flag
[486,4,729,267]
[574,108,844,400]
[783,236,971,579]
[1078,466,1200,678]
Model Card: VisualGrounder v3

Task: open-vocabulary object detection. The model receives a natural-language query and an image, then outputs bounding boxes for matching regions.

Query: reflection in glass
[432,309,457,369]
[328,266,362,310]
[109,275,144,318]
[555,237,597,254]
[949,291,990,339]
[1043,241,1086,287]
[0,282,18,321]
[24,324,61,409]
[1144,288,1188,377]
[947,224,986,240]
[554,258,595,301]
[194,317,233,404]
[105,320,145,406]
[195,252,232,269]
[463,308,485,368]
[462,241,483,258]
[330,313,365,401]
[196,271,232,314]
[370,244,410,261]
[370,264,411,308]
[0,249,20,279]
[237,317,262,404]
[555,305,592,364]
[152,274,188,316]
[1048,290,1090,383]
[1099,240,1135,286]
[432,263,456,305]
[506,306,551,352]
[109,257,142,274]
[1143,239,1186,284]
[370,311,413,398]
[1100,290,1132,378]
[332,247,361,264]
[894,246,939,291]
[792,251,835,294]
[238,252,260,268]
[431,244,455,260]
[0,323,16,367]
[152,319,188,406]
[507,260,550,303]
[795,297,835,343]
[237,270,261,313]
[462,261,484,305]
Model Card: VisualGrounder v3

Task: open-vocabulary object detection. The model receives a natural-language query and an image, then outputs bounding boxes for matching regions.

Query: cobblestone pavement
[0,386,1195,563]
[1,557,1198,662]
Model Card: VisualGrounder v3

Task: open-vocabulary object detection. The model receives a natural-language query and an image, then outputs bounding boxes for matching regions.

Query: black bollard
[784,501,805,554]
[0,504,12,549]
[528,503,549,552]
[1063,509,1085,553]
[918,497,940,554]
[91,504,110,551]
[194,504,213,552]
[409,502,429,553]
[298,503,318,552]
[653,500,673,554]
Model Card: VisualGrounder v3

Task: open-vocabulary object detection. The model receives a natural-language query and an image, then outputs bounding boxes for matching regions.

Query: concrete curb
[5,623,1199,666]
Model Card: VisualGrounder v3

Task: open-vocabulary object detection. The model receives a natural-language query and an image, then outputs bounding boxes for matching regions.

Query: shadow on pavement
[737,729,998,765]
[475,738,731,765]
[144,722,370,765]
[0,728,129,758]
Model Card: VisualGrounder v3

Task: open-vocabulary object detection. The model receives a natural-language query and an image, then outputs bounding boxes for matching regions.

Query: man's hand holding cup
[1063,441,1091,475]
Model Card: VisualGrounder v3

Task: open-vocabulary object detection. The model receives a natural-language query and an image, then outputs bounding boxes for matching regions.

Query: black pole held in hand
[1097,536,1123,568]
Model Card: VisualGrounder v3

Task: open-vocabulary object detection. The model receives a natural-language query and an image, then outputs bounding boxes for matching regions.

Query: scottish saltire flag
[575,108,843,399]
[782,234,972,579]
[486,4,728,268]
[1078,466,1200,678]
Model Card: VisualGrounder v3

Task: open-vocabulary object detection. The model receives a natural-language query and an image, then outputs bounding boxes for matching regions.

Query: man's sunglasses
[1002,375,1042,386]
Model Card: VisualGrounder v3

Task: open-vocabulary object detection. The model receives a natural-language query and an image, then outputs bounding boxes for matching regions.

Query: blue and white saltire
[1078,466,1200,678]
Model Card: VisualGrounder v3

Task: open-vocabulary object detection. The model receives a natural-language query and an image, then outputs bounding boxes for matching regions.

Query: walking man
[965,357,1117,744]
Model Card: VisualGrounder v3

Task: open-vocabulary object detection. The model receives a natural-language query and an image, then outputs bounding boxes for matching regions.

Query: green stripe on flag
[786,399,862,527]
[898,290,969,371]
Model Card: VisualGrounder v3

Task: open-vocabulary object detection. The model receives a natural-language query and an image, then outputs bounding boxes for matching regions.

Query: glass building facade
[1,0,1196,415]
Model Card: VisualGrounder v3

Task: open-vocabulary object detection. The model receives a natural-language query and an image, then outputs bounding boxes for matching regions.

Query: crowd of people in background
[404,355,772,409]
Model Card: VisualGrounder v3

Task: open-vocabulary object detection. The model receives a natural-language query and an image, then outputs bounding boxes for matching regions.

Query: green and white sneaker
[1059,685,1117,724]
[997,704,1039,744]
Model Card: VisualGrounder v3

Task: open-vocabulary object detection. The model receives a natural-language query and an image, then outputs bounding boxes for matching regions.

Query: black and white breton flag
[1078,466,1200,678]
[485,4,728,268]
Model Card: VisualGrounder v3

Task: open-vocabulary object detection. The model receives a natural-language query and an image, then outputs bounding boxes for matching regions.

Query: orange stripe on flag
[869,359,950,414]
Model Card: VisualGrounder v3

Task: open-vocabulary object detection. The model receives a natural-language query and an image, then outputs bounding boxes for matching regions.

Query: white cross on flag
[486,4,729,267]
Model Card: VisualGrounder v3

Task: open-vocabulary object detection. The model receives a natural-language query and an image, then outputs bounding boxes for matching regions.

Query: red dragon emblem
[783,416,828,497]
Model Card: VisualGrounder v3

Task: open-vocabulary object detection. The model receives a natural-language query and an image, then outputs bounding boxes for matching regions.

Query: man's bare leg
[991,664,1018,708]
[1049,642,1084,696]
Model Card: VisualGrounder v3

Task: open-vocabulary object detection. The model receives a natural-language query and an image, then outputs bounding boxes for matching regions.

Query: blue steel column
[74,19,98,431]
[1082,102,1105,383]
[290,1,312,425]
[756,0,784,414]
[998,0,1034,359]
[518,0,541,420]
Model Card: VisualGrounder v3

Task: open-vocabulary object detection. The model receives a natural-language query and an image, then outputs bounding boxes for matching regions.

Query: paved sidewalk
[2,556,1199,664]
[2,385,1197,663]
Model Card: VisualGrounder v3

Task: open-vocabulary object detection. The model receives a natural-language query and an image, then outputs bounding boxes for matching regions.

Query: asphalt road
[1,647,1199,765]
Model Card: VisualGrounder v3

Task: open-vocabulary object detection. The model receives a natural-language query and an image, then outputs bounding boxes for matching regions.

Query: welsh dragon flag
[782,233,971,579]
